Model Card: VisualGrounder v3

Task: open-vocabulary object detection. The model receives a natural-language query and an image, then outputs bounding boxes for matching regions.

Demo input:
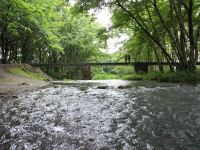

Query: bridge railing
[31,62,173,67]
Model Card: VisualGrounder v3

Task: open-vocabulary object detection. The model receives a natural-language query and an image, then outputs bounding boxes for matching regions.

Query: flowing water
[1,80,200,150]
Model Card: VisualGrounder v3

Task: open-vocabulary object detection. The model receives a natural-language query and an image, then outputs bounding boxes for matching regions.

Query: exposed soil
[0,64,50,99]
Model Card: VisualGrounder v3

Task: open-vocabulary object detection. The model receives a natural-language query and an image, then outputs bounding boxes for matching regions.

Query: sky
[69,0,128,54]
[91,7,112,27]
[90,8,129,54]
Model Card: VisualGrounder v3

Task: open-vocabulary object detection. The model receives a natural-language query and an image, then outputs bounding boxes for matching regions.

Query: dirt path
[0,64,50,98]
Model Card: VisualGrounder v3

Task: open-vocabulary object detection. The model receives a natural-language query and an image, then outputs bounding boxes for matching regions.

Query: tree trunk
[1,27,9,64]
[188,0,196,70]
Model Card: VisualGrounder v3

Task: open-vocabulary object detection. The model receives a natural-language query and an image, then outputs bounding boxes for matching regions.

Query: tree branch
[153,0,178,51]
[115,0,175,65]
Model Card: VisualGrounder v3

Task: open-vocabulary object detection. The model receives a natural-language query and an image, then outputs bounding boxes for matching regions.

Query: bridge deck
[31,62,169,67]
[31,62,200,67]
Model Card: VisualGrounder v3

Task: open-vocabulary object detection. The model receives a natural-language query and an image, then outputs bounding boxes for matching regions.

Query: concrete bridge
[31,62,171,79]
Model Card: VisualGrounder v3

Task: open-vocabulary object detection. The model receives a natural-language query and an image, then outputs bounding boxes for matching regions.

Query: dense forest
[0,0,200,76]
[0,0,107,65]
[76,0,200,71]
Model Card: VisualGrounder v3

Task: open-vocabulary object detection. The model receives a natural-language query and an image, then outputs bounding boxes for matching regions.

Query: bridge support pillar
[80,65,92,80]
[134,63,148,73]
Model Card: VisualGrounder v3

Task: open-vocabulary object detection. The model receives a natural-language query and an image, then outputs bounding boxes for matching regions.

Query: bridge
[31,62,169,79]
[32,62,200,79]
[31,62,170,67]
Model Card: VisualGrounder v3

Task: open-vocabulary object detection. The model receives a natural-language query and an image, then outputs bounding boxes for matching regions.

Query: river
[0,80,200,150]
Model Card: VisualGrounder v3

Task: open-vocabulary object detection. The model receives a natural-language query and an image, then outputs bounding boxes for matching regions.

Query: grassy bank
[92,73,120,80]
[7,65,49,81]
[0,64,50,94]
[39,66,200,83]
[122,71,200,83]
[92,70,200,83]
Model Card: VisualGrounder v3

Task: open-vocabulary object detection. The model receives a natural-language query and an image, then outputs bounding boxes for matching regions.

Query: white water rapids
[1,80,200,150]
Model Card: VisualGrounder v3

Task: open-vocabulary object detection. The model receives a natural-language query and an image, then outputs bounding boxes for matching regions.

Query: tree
[0,0,106,67]
[76,0,200,71]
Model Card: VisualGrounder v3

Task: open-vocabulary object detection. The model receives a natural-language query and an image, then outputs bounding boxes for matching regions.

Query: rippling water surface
[1,80,200,150]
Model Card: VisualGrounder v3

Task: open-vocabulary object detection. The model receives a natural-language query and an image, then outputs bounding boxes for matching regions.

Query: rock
[88,138,95,142]
[117,85,131,89]
[99,146,110,150]
[96,86,109,89]
[0,92,6,95]
[12,95,18,98]
[54,85,59,88]
[19,82,29,85]
[0,126,11,139]
[45,78,50,81]
[0,95,6,98]
[11,120,20,126]
[79,86,88,91]
[0,93,6,98]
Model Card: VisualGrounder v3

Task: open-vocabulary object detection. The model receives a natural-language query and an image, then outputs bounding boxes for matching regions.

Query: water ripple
[1,80,200,149]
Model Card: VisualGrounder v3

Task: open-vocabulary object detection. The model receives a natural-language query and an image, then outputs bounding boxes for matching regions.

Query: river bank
[0,64,50,99]
[92,71,200,83]
[122,71,200,83]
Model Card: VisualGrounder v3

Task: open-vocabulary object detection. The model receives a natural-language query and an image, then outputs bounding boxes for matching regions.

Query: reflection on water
[1,80,200,150]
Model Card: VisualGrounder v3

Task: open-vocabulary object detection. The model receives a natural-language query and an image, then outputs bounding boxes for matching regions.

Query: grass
[46,71,68,80]
[43,68,200,83]
[8,67,48,80]
[92,73,120,80]
[123,71,200,83]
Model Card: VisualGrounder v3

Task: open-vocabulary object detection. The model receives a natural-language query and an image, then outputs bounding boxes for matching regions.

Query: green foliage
[92,66,134,80]
[1,0,200,81]
[46,71,68,80]
[8,67,48,80]
[124,71,200,83]
[76,0,200,71]
[93,73,119,80]
[0,0,106,66]
[112,66,134,75]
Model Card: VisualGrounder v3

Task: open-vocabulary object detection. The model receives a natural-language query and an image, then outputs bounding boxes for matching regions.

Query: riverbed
[1,80,200,150]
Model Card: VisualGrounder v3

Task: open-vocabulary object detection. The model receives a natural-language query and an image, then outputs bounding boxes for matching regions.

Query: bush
[8,67,48,80]
[92,73,119,80]
[124,71,200,83]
